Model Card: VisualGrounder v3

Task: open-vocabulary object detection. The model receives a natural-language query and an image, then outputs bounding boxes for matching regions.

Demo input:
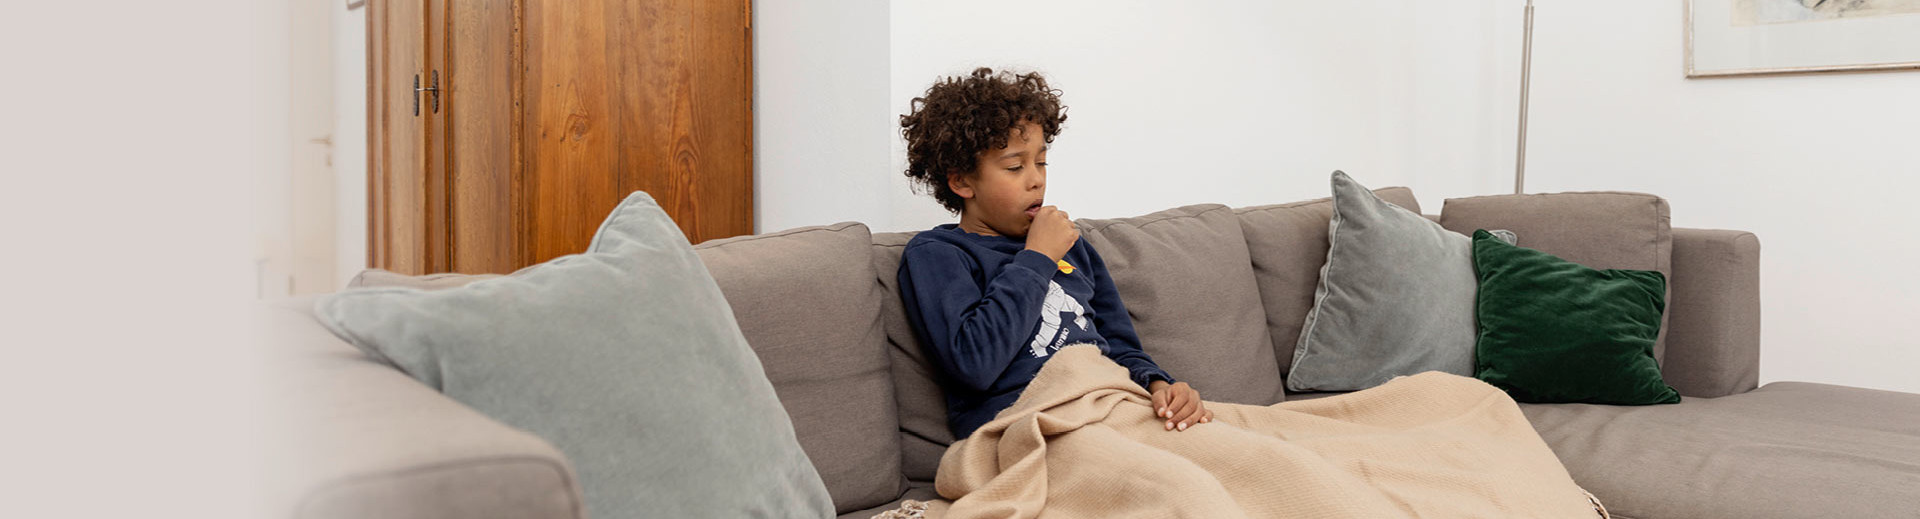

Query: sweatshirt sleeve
[1081,241,1174,389]
[898,243,1061,392]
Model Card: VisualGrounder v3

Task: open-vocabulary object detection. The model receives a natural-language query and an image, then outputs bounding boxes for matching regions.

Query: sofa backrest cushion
[870,230,951,484]
[694,222,903,514]
[1076,204,1286,406]
[1233,187,1422,381]
[1439,192,1673,363]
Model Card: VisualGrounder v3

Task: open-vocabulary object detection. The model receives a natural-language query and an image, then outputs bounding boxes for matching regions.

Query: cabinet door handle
[413,71,440,116]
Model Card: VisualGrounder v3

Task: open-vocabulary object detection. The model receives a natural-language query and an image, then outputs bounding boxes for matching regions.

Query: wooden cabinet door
[369,0,754,275]
[443,0,517,274]
[367,0,431,275]
[520,0,754,263]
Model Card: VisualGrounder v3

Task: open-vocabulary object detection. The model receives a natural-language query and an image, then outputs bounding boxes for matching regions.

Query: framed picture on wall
[1686,0,1920,77]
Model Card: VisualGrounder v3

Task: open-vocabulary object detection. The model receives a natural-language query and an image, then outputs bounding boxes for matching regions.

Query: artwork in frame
[1686,0,1920,77]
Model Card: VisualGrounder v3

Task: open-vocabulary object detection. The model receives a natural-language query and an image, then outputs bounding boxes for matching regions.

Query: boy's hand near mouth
[1025,205,1078,262]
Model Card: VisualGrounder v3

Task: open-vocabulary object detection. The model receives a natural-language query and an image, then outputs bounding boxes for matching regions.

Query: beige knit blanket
[878,345,1602,519]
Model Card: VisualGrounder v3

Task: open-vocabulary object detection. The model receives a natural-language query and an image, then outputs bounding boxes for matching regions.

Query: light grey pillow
[1287,171,1506,392]
[314,192,835,519]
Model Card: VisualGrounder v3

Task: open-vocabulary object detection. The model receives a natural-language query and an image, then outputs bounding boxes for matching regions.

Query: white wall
[754,0,1496,233]
[333,3,369,289]
[3,0,269,515]
[756,1,1920,392]
[886,0,1478,231]
[1508,2,1920,393]
[752,0,895,233]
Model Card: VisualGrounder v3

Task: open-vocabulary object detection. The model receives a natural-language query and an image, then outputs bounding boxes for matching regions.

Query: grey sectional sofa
[262,188,1920,518]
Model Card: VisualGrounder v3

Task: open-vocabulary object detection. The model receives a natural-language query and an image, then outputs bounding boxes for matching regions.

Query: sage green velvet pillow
[1285,171,1480,392]
[315,192,836,518]
[1471,229,1681,405]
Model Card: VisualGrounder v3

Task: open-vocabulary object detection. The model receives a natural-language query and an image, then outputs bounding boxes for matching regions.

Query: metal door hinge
[413,71,440,116]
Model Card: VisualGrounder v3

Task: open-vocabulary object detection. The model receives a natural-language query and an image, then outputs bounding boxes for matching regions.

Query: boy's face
[951,121,1049,238]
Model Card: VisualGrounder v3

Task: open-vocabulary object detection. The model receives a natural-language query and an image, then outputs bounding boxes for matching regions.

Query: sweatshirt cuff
[1137,370,1174,389]
[1010,249,1061,278]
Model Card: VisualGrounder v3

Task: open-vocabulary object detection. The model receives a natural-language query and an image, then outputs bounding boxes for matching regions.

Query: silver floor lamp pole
[1515,0,1534,194]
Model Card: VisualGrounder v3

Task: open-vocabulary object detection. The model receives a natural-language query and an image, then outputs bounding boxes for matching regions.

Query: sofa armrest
[1661,228,1762,398]
[260,297,585,519]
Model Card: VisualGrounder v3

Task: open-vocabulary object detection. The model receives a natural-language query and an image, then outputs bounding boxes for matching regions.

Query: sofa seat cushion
[695,222,904,514]
[1521,382,1920,518]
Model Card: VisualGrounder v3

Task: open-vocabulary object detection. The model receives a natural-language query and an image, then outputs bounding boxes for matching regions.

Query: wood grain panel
[424,0,450,273]
[371,0,753,273]
[687,0,754,244]
[522,0,752,262]
[523,0,622,263]
[447,0,516,273]
[371,0,427,274]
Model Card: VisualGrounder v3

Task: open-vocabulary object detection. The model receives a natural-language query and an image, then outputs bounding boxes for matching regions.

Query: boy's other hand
[1149,380,1212,432]
[1025,206,1079,262]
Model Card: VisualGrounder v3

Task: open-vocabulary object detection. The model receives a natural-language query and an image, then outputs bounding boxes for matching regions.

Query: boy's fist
[1025,205,1079,262]
[1150,380,1212,432]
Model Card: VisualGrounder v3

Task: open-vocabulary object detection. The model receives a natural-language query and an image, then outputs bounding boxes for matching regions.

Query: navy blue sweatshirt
[898,224,1173,439]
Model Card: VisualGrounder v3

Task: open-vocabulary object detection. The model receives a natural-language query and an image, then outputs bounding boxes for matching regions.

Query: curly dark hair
[900,67,1068,215]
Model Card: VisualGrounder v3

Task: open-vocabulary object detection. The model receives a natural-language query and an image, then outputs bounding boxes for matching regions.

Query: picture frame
[1685,0,1920,77]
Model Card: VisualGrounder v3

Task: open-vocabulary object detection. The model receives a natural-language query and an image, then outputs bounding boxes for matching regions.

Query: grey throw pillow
[314,192,835,519]
[1287,171,1507,392]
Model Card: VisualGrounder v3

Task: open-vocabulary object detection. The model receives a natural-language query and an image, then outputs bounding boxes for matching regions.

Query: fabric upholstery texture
[694,222,904,513]
[1284,171,1480,392]
[1472,230,1680,405]
[1234,186,1422,380]
[870,231,954,486]
[1076,204,1286,406]
[836,483,939,519]
[312,192,834,519]
[1522,382,1920,518]
[350,225,910,512]
[262,296,585,519]
[1662,228,1763,398]
[1440,191,1673,363]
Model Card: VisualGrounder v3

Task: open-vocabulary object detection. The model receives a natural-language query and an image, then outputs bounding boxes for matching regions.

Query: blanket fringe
[868,499,930,519]
[1585,489,1610,518]
[865,494,1597,518]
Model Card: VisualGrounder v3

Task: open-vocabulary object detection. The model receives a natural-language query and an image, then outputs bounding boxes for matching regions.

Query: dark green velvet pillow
[1470,229,1680,405]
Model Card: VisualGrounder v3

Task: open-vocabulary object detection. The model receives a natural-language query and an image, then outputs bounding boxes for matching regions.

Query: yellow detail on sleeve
[1057,260,1076,274]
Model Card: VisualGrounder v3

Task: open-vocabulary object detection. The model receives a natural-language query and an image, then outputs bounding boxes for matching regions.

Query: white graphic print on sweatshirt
[1028,280,1094,358]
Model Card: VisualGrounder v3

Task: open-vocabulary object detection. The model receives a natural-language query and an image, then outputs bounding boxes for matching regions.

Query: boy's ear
[947,171,975,200]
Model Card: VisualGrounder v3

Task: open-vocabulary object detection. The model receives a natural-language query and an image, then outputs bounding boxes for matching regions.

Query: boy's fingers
[1150,388,1168,419]
[1161,393,1180,429]
[1172,398,1200,430]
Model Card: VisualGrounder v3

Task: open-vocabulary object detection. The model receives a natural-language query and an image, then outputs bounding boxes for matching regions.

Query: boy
[897,68,1210,440]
